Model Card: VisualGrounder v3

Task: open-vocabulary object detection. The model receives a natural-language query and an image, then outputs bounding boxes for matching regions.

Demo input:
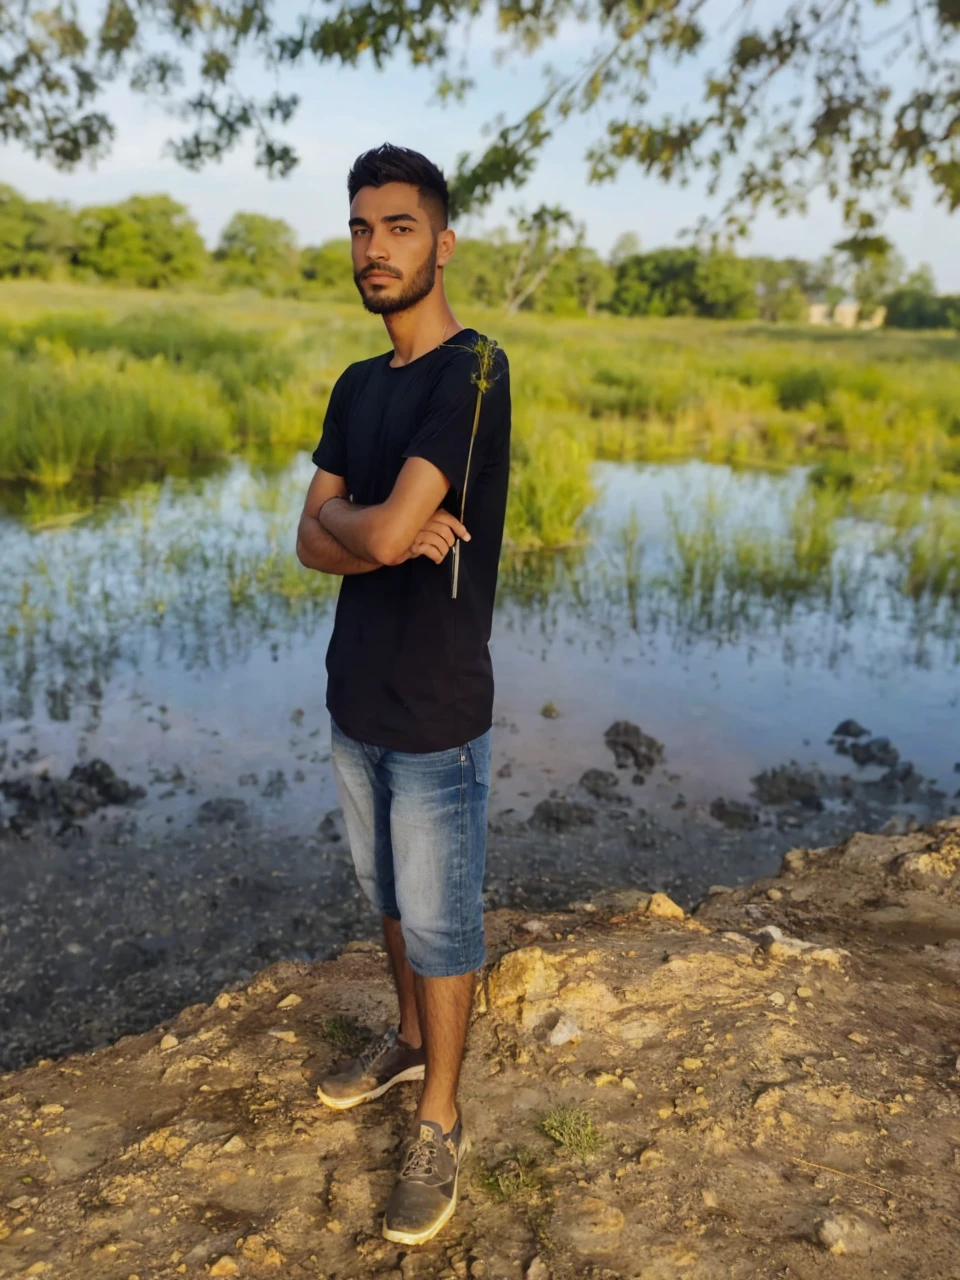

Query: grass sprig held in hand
[451,334,500,600]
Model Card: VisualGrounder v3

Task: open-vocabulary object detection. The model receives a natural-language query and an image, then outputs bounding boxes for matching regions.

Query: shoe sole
[381,1134,472,1247]
[316,1063,425,1111]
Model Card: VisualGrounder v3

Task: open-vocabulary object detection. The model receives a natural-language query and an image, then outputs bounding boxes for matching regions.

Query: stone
[850,737,899,769]
[266,1029,297,1044]
[209,1257,239,1276]
[526,1259,550,1280]
[710,798,759,830]
[579,769,622,801]
[604,721,665,773]
[646,892,685,921]
[159,1034,179,1051]
[276,993,301,1009]
[528,799,595,832]
[752,763,824,809]
[196,798,248,826]
[547,1015,580,1047]
[833,719,869,739]
[487,947,561,1009]
[816,1213,876,1256]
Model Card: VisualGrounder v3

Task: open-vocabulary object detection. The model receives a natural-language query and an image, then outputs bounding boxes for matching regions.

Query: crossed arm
[296,456,470,576]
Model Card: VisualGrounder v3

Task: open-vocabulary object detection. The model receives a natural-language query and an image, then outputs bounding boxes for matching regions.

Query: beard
[355,240,439,315]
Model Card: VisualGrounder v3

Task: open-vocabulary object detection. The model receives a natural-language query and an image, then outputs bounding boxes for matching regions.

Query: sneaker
[316,1027,425,1110]
[382,1113,470,1246]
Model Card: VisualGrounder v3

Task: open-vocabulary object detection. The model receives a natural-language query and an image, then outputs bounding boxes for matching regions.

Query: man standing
[296,144,510,1245]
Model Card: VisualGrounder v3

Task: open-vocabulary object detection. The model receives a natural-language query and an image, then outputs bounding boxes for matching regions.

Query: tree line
[1,184,957,330]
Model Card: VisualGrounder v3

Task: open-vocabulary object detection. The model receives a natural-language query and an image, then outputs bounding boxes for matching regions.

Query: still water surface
[1,457,957,834]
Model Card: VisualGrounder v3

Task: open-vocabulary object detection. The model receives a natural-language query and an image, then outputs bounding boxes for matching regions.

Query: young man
[296,144,510,1245]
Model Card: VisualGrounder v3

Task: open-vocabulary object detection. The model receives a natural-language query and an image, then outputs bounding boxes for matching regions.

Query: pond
[2,455,958,845]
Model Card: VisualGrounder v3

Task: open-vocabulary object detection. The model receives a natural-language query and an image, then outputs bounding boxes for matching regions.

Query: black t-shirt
[312,327,511,752]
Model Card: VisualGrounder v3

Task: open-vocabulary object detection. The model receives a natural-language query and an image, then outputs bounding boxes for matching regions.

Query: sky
[3,4,959,289]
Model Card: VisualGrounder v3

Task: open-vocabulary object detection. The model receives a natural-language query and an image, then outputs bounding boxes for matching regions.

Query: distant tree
[610,247,700,317]
[502,205,582,315]
[215,213,298,287]
[0,185,76,278]
[608,232,641,268]
[693,251,757,320]
[884,288,951,329]
[300,239,353,290]
[74,195,206,288]
[445,236,511,308]
[751,258,811,323]
[538,246,614,316]
[835,236,905,316]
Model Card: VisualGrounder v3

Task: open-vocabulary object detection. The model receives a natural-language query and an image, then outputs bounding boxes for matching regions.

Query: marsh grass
[2,282,960,550]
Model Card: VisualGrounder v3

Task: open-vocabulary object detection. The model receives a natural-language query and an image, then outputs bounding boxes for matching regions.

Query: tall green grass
[2,282,959,548]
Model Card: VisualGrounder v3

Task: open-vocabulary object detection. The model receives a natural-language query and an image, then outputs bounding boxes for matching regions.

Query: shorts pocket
[466,732,491,787]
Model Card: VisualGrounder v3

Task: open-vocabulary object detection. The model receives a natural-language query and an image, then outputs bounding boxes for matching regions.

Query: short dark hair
[347,144,449,230]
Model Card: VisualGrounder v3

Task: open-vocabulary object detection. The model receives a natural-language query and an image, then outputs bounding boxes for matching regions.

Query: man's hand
[388,509,470,566]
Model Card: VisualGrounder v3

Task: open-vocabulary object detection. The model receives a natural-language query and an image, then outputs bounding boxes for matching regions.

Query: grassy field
[1,281,959,549]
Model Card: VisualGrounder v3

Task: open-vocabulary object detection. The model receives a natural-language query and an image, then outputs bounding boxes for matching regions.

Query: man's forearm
[318,496,395,565]
[296,512,381,576]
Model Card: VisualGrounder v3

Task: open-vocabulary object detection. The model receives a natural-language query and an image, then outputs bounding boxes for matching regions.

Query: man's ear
[436,227,456,269]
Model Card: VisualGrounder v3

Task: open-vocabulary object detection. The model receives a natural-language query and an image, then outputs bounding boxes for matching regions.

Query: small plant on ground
[540,1103,600,1158]
[476,1150,543,1201]
[320,1015,363,1051]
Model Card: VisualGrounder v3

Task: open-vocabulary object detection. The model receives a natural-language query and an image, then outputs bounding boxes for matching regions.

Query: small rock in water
[752,763,824,809]
[710,798,759,830]
[261,770,288,799]
[540,701,560,719]
[850,736,899,768]
[833,719,869,739]
[196,798,249,826]
[579,769,622,801]
[529,799,595,832]
[604,721,665,774]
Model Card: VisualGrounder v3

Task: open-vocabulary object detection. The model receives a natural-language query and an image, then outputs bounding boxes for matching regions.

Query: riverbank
[1,819,958,1278]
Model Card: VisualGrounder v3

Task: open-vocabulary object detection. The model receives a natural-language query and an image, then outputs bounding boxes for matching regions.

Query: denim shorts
[329,718,491,978]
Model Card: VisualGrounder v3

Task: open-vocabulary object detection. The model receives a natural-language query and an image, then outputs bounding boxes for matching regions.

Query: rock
[850,736,899,768]
[751,763,824,809]
[487,947,561,1009]
[816,1213,876,1256]
[528,799,595,832]
[833,719,869,739]
[276,993,302,1009]
[525,1259,550,1280]
[196,798,249,826]
[261,770,288,799]
[159,1034,179,1051]
[209,1257,239,1276]
[710,798,758,830]
[646,892,685,921]
[603,721,664,774]
[540,701,560,719]
[578,769,622,801]
[0,758,145,826]
[547,1015,580,1047]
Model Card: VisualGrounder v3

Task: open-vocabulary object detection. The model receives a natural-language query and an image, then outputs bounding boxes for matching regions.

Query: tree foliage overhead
[2,2,959,233]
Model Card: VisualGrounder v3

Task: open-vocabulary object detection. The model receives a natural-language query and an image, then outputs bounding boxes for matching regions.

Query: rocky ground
[2,721,953,1076]
[1,820,959,1279]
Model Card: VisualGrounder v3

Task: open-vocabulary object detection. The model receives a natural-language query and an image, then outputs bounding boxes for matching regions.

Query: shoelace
[400,1134,438,1180]
[357,1026,397,1071]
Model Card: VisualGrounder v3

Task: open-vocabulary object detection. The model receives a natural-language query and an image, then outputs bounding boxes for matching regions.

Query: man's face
[349,181,450,315]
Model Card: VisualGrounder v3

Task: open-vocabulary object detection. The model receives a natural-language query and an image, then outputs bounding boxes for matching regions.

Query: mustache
[360,266,402,280]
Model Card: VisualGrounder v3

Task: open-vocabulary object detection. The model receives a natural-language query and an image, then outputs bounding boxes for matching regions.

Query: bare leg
[413,971,474,1133]
[382,916,422,1049]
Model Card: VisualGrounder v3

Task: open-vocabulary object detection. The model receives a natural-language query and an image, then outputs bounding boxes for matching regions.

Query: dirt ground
[1,820,959,1279]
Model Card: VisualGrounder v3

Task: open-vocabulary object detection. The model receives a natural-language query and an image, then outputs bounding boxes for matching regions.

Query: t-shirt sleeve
[311,371,350,475]
[403,346,509,494]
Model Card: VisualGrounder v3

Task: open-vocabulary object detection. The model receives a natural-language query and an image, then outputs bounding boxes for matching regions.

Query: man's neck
[384,296,462,367]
